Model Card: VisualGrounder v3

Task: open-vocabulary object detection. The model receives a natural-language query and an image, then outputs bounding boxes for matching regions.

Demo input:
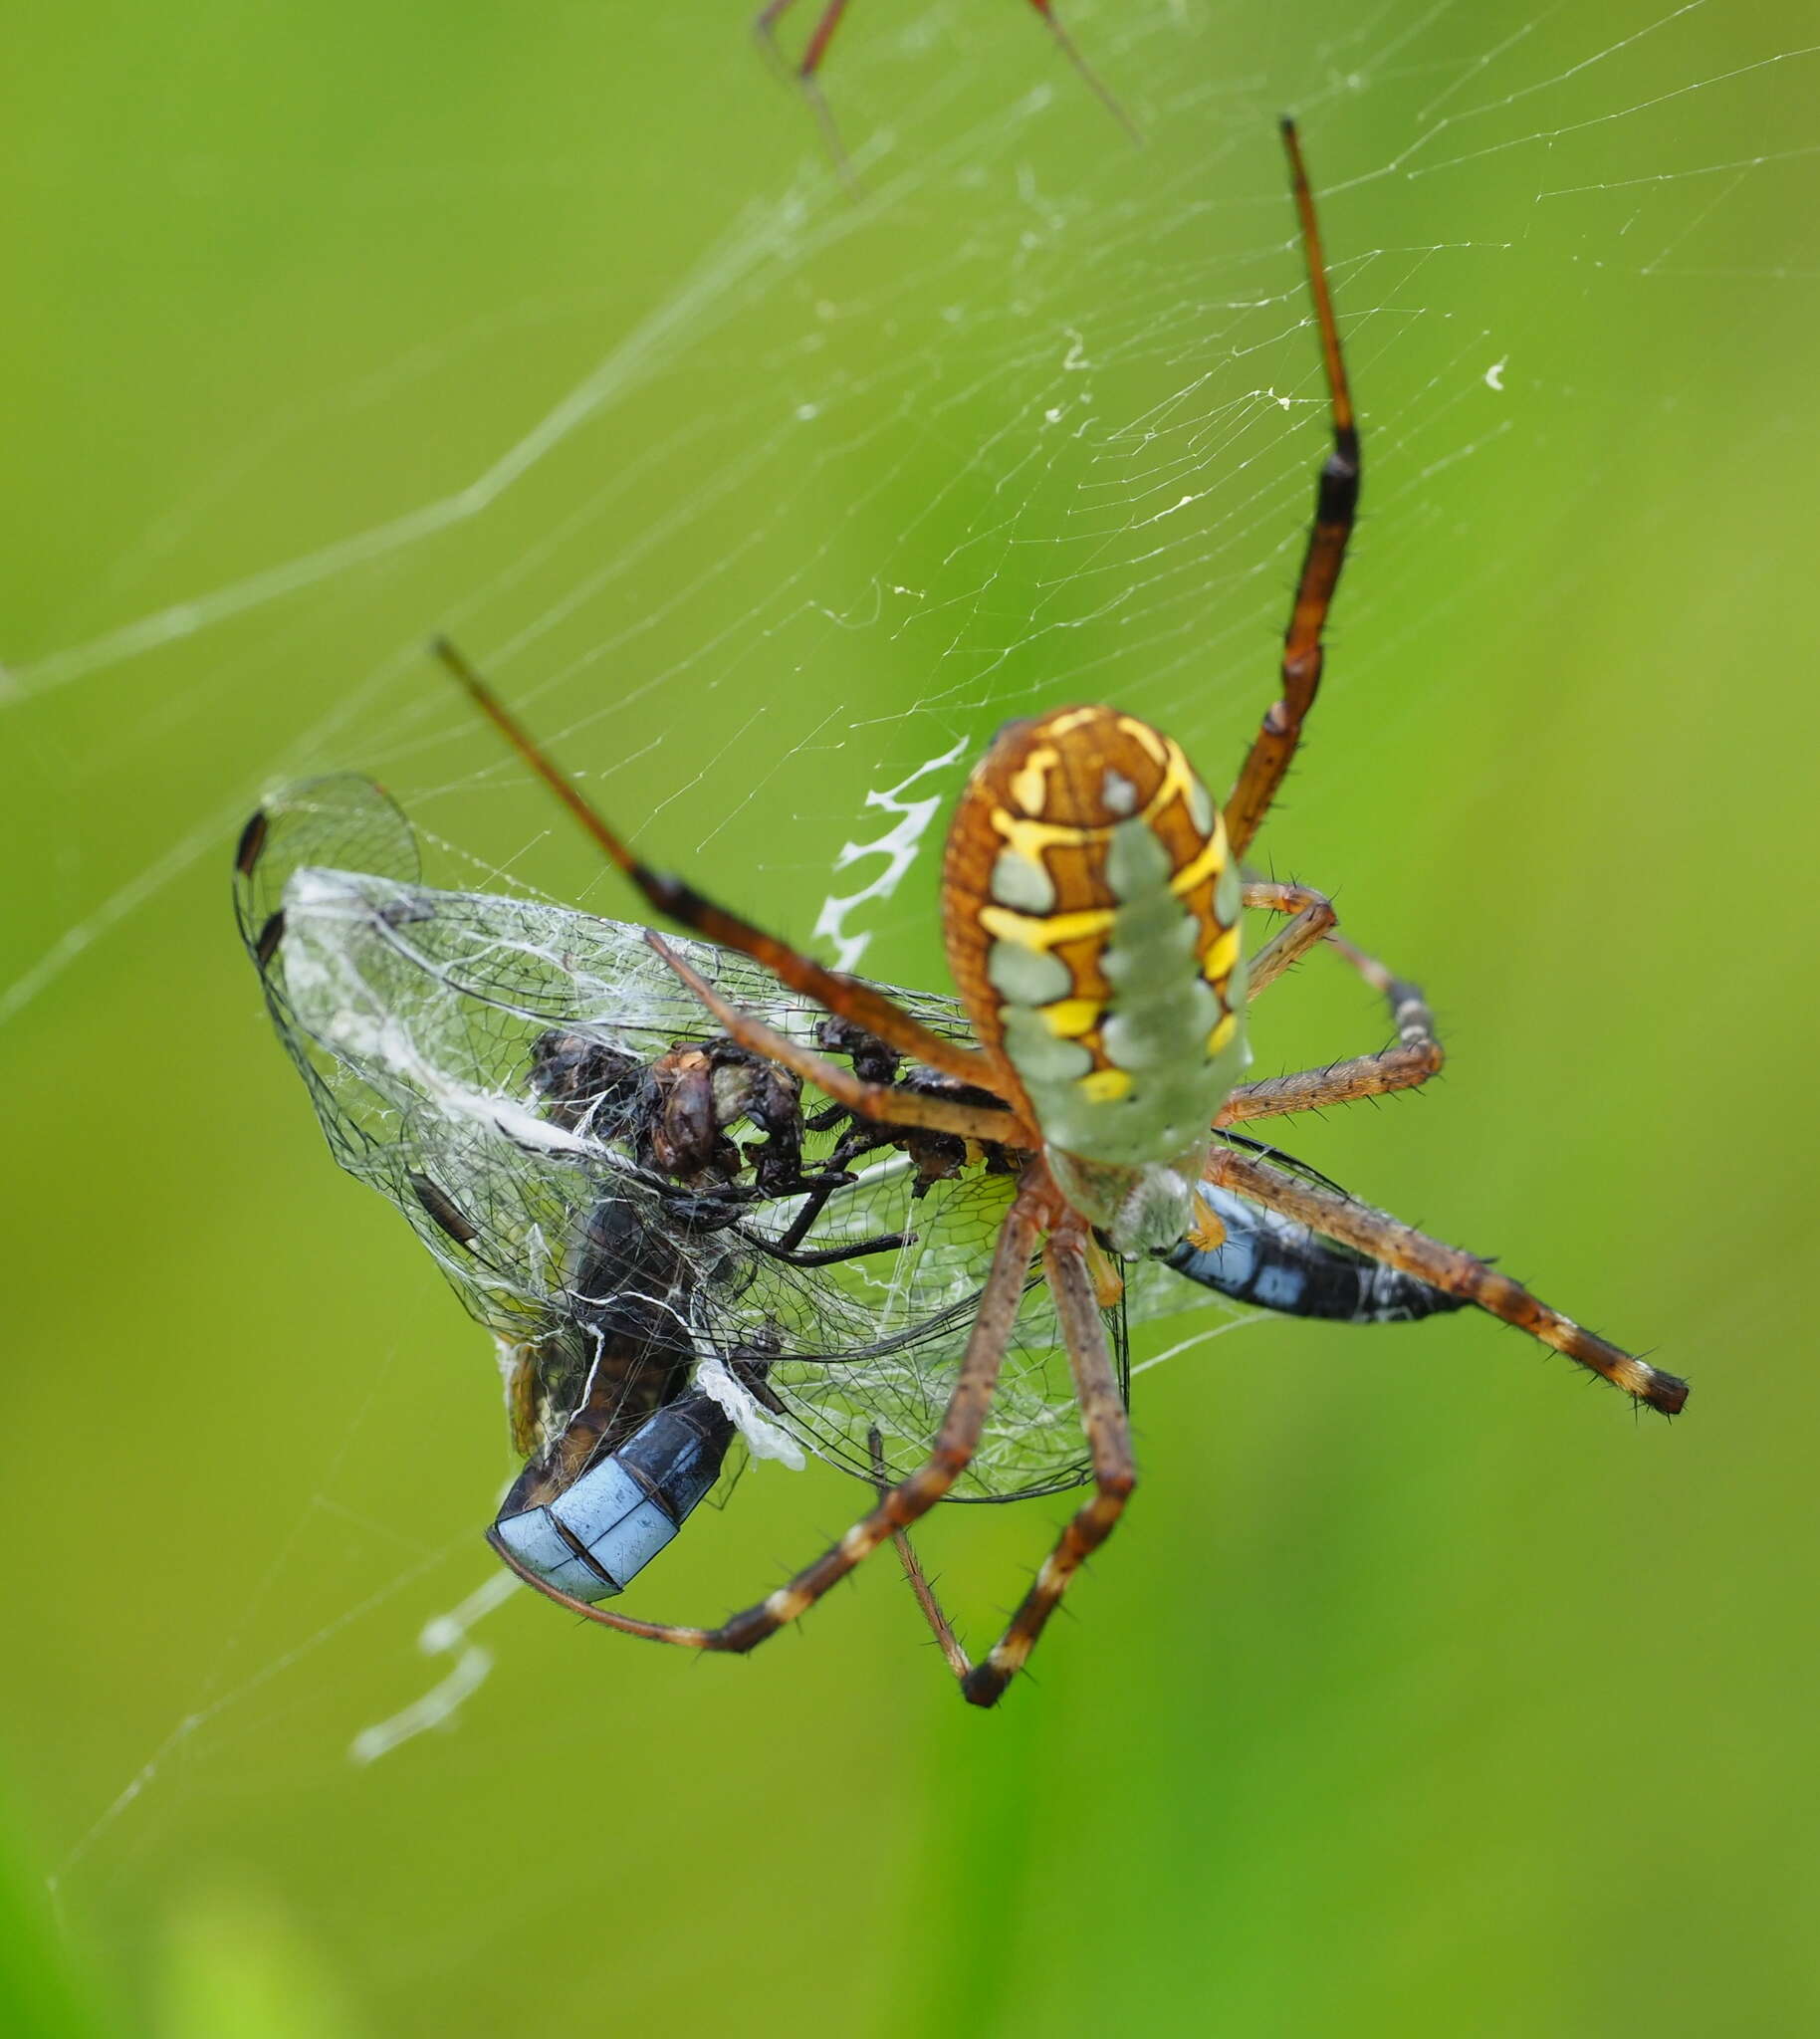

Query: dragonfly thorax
[941,706,1251,1251]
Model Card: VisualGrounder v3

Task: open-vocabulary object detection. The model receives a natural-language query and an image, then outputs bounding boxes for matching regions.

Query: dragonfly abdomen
[491,1392,735,1603]
[1166,1188,1466,1324]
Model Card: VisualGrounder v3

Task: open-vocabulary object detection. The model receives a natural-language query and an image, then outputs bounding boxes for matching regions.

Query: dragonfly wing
[236,778,1106,1502]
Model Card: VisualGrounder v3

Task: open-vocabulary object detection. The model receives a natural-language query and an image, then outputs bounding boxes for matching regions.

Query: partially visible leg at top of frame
[488,1182,1049,1652]
[1026,2,1141,145]
[1200,1142,1690,1413]
[431,638,990,1088]
[754,0,853,170]
[1223,121,1361,860]
[754,0,848,78]
[757,0,1137,147]
[868,1428,974,1685]
[961,1226,1138,1708]
[1225,883,1445,1123]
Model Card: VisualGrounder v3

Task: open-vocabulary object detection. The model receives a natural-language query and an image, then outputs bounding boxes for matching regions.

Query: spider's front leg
[1223,122,1361,860]
[433,637,993,1090]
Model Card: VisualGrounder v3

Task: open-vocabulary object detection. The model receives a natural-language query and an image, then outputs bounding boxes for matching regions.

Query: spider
[756,0,1138,155]
[412,120,1686,1706]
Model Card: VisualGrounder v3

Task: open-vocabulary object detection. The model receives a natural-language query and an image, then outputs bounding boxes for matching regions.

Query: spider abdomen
[943,708,1248,1241]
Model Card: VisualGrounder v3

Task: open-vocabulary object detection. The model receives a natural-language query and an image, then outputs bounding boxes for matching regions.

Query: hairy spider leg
[1243,879,1340,999]
[868,1427,974,1684]
[487,1177,1049,1654]
[1221,879,1446,1120]
[1202,1142,1690,1414]
[432,637,992,1091]
[1217,975,1441,1125]
[1223,119,1361,859]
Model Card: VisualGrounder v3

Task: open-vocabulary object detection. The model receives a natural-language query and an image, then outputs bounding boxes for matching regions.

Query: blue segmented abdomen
[492,1391,734,1602]
[1165,1186,1466,1324]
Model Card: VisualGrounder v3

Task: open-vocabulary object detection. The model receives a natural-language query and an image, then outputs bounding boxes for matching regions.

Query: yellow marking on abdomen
[1202,926,1241,983]
[1170,829,1227,901]
[991,806,1102,859]
[1207,1011,1238,1056]
[1009,745,1060,815]
[1077,1067,1132,1103]
[1042,998,1102,1037]
[980,901,1117,951]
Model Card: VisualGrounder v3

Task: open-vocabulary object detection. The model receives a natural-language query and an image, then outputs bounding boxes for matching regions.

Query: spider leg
[754,0,850,80]
[868,1427,974,1684]
[756,0,854,174]
[1222,900,1444,1124]
[647,932,1035,1147]
[1224,121,1360,860]
[1201,1142,1689,1413]
[433,637,992,1089]
[960,1225,1136,1707]
[1242,878,1338,999]
[1026,2,1142,145]
[488,1182,1048,1652]
[758,0,1135,145]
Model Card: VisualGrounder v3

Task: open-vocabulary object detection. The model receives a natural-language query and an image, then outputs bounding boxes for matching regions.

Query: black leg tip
[962,1665,1010,1709]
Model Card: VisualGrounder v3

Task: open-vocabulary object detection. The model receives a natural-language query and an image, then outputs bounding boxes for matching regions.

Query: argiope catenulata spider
[429,121,1687,1707]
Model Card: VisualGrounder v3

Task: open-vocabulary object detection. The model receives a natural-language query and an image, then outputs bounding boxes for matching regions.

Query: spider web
[9,0,1814,1973]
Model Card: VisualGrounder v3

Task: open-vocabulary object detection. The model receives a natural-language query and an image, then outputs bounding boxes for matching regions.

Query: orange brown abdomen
[942,707,1248,1193]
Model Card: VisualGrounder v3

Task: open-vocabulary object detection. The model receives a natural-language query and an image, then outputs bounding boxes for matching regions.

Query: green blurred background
[6,2,1818,2033]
